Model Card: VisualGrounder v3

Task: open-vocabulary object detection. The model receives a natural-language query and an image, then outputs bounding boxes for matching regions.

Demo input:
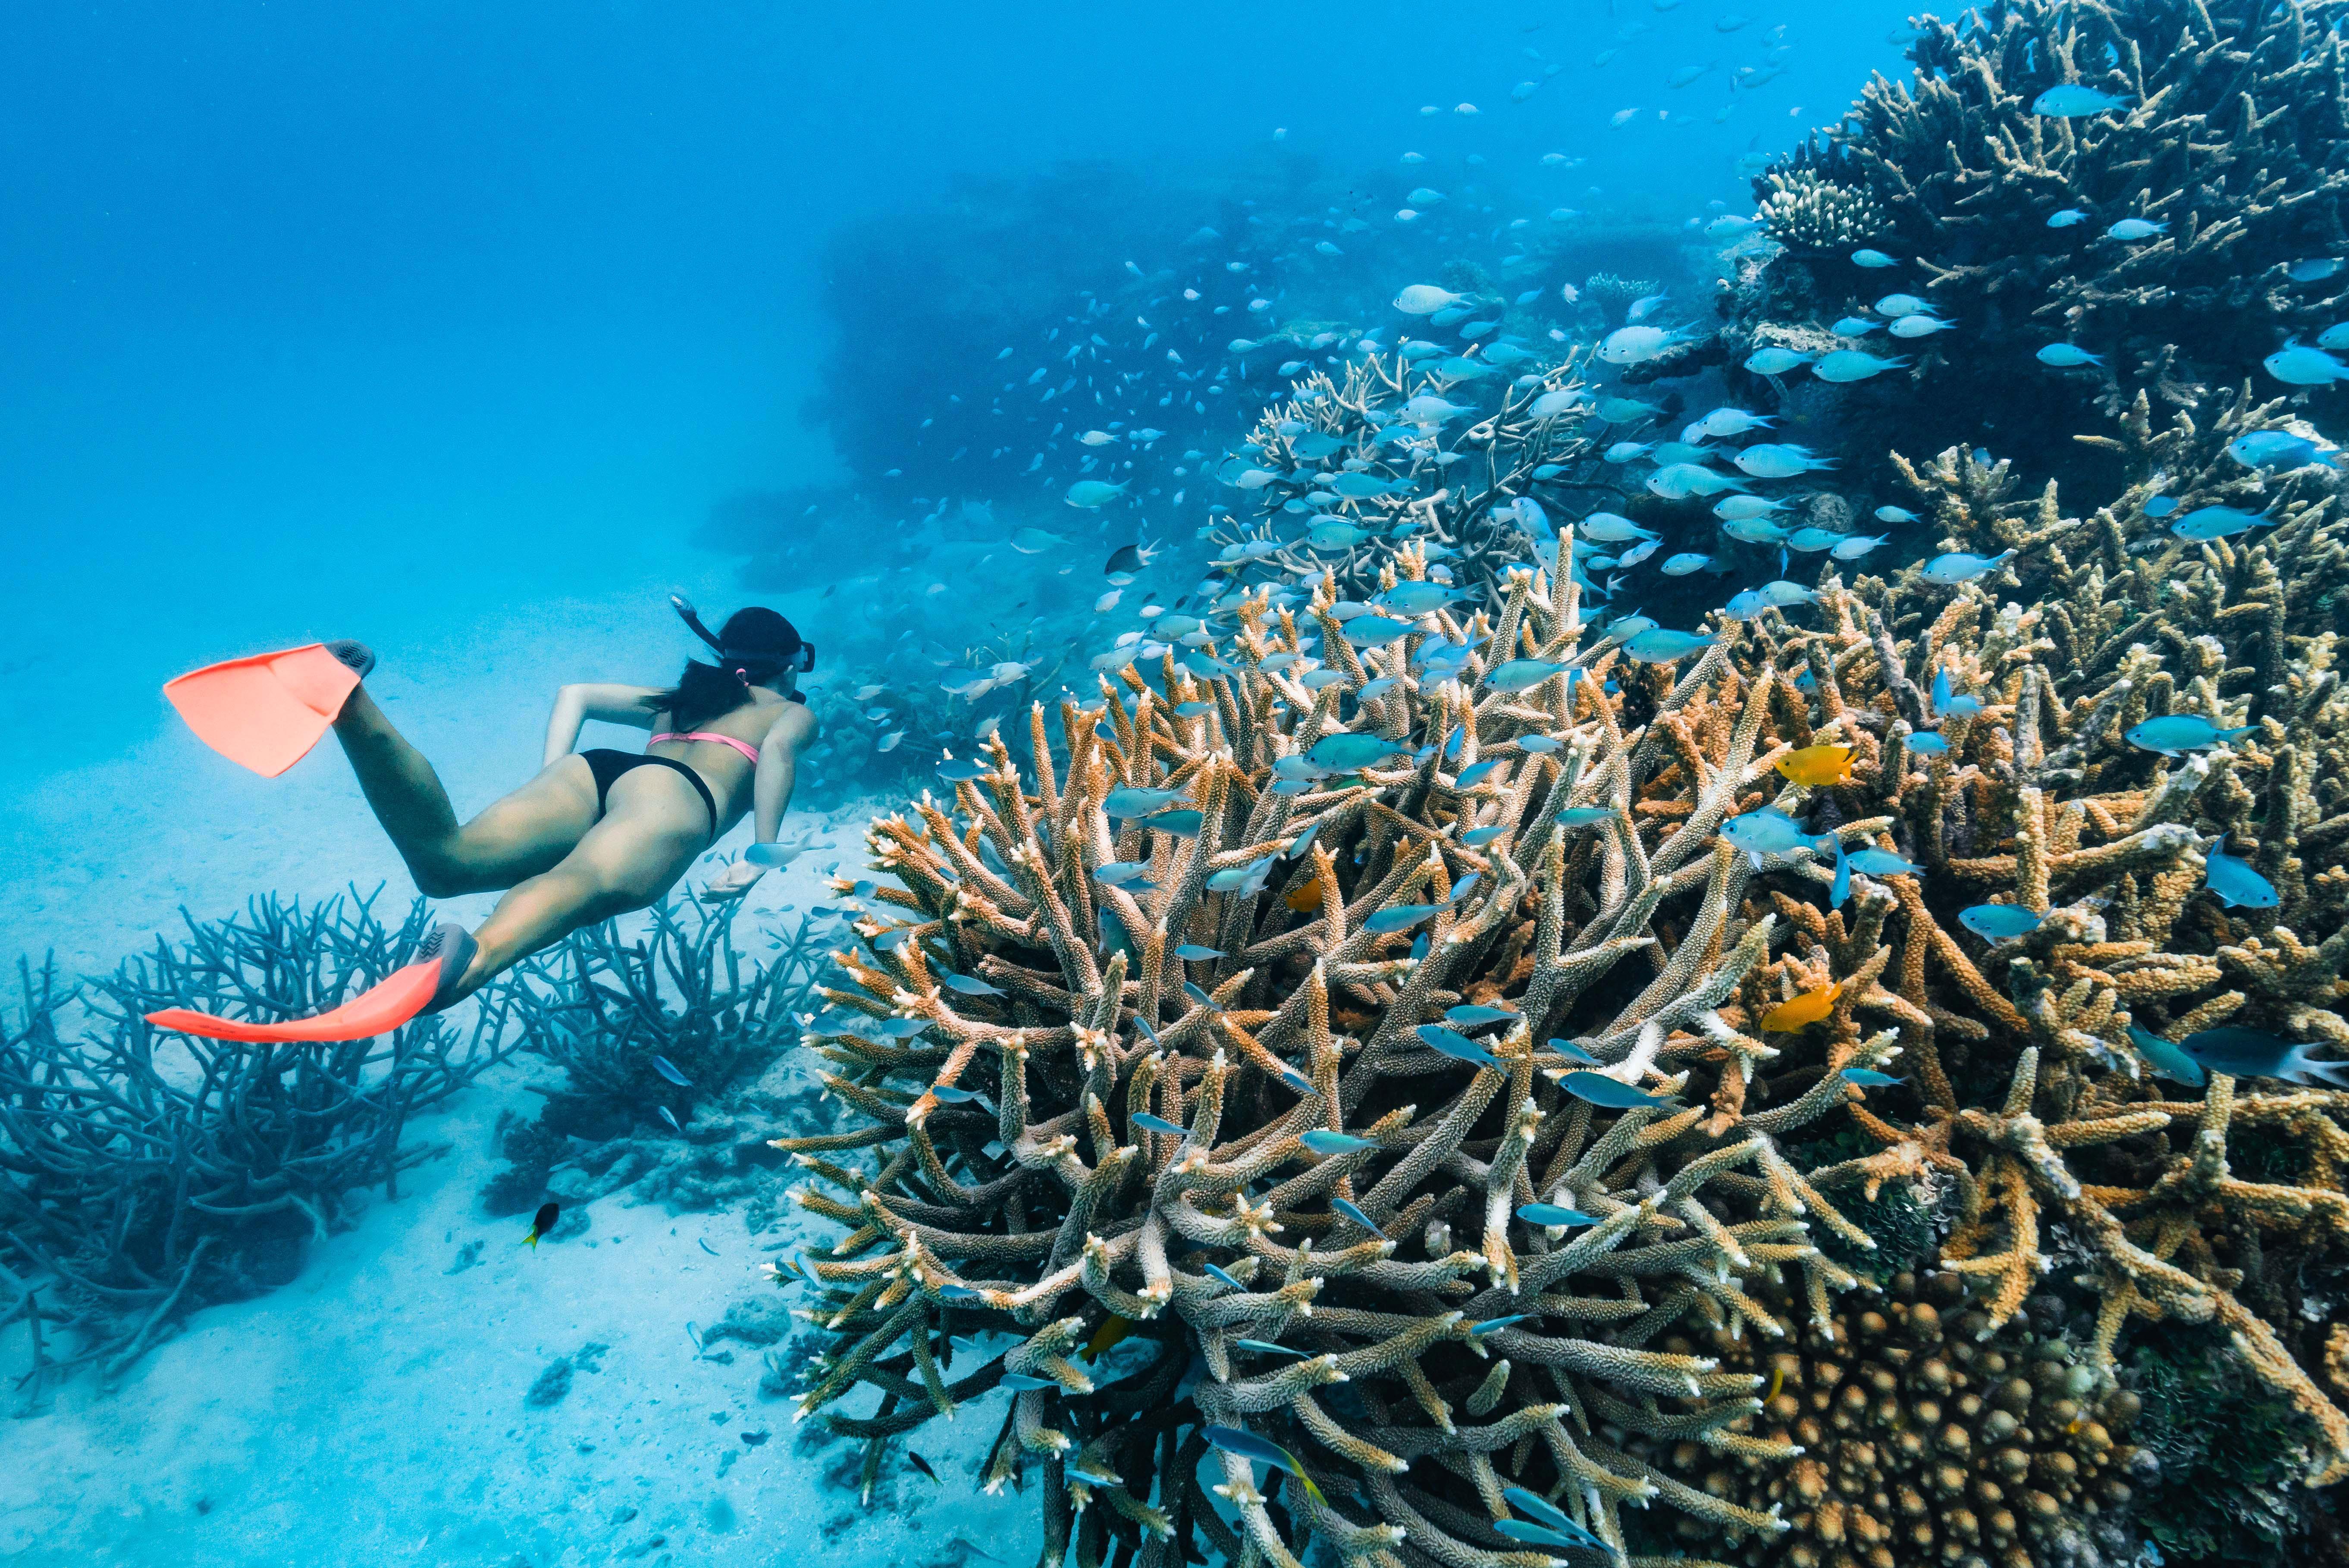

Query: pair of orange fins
[148,643,454,1044]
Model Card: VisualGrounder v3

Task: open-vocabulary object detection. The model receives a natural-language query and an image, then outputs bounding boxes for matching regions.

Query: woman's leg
[331,686,597,896]
[440,772,710,999]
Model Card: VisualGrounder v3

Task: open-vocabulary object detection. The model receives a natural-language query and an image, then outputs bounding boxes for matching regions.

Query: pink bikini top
[650,731,761,765]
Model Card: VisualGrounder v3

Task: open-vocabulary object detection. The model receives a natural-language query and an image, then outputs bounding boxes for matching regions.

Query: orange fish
[1774,744,1855,787]
[1759,983,1841,1032]
[1285,881,1324,913]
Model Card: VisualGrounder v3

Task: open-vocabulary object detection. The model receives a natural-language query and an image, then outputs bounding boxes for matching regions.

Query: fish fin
[2220,725,2257,741]
[1298,1473,1327,1508]
[2293,1055,2349,1088]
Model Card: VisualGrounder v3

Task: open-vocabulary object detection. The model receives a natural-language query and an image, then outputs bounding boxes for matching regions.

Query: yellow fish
[1285,881,1325,913]
[1083,1314,1135,1360]
[1774,743,1855,787]
[1759,982,1841,1032]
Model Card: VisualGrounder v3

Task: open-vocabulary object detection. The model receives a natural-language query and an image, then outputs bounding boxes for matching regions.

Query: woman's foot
[414,920,479,1013]
[325,639,376,679]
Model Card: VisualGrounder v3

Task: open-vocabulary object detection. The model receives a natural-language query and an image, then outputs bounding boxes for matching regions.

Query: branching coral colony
[759,407,2349,1565]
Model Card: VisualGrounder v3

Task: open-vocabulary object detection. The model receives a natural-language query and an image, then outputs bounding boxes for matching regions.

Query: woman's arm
[700,705,818,900]
[750,703,819,845]
[543,683,663,768]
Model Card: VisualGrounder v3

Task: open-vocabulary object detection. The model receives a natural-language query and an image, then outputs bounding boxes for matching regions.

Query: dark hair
[644,607,801,731]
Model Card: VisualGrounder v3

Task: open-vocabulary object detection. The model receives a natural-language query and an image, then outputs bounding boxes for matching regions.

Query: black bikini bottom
[577,750,718,837]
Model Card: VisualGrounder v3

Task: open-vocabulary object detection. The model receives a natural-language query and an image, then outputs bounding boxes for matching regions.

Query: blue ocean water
[0,3,1930,1562]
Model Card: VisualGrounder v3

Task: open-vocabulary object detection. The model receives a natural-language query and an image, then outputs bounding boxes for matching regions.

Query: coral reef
[1722,0,2349,479]
[758,364,2349,1561]
[0,892,514,1401]
[481,900,836,1214]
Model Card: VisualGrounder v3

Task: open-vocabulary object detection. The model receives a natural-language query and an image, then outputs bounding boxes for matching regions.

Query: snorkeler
[145,596,819,1043]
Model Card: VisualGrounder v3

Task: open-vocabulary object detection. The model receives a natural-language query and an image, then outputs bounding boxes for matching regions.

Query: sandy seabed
[0,587,1037,1565]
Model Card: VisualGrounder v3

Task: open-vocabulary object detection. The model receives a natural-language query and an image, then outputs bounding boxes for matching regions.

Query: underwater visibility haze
[7,0,2349,1564]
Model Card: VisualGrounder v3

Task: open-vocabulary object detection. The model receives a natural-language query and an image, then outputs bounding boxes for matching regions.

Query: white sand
[0,586,1039,1565]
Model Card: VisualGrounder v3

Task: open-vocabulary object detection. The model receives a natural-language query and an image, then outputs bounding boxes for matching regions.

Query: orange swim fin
[144,959,442,1043]
[162,643,362,778]
[144,923,474,1044]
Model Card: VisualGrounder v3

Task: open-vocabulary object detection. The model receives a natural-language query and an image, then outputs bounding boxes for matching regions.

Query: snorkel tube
[670,592,815,674]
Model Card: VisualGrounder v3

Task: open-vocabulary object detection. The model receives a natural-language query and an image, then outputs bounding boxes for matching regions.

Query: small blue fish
[1132,1111,1189,1136]
[1310,732,1408,770]
[1416,1024,1503,1069]
[1235,1339,1308,1358]
[1517,734,1565,753]
[2106,217,2166,241]
[1066,1461,1123,1488]
[1841,1068,1902,1087]
[1487,659,1570,693]
[1366,903,1442,933]
[1624,627,1720,663]
[938,759,992,782]
[1106,787,1191,819]
[1002,1372,1059,1392]
[1851,248,1898,268]
[1558,806,1615,826]
[1518,1203,1598,1227]
[1959,904,2044,941]
[651,1054,693,1088]
[1502,1488,1604,1550]
[938,1283,981,1301]
[881,1016,930,1038]
[1094,861,1153,886]
[2177,1026,2349,1088]
[941,972,1006,997]
[1204,1262,1250,1292]
[2228,430,2324,470]
[2047,208,2088,227]
[2125,715,2255,755]
[1182,979,1220,1011]
[1828,837,1851,910]
[658,1104,683,1132]
[1446,1004,1521,1028]
[1721,806,1829,860]
[1285,822,1322,861]
[1332,1197,1389,1239]
[2204,849,2279,909]
[1545,1037,1602,1066]
[2032,84,2128,116]
[1468,1315,1530,1337]
[1300,1129,1376,1154]
[931,1084,991,1105]
[2125,1024,2205,1088]
[1456,759,1504,788]
[1275,1064,1316,1094]
[2169,505,2269,541]
[1174,943,1224,961]
[1906,731,1950,755]
[1200,1427,1325,1505]
[1463,825,1508,846]
[1558,1070,1665,1108]
[2142,495,2178,517]
[2036,342,2103,368]
[1174,701,1216,718]
[1847,849,1921,876]
[1921,549,2017,584]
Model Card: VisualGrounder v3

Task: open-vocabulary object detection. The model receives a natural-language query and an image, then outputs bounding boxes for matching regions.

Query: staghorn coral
[1631,1270,2143,1568]
[766,549,1923,1565]
[0,892,516,1402]
[1191,347,1601,609]
[758,370,2349,1558]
